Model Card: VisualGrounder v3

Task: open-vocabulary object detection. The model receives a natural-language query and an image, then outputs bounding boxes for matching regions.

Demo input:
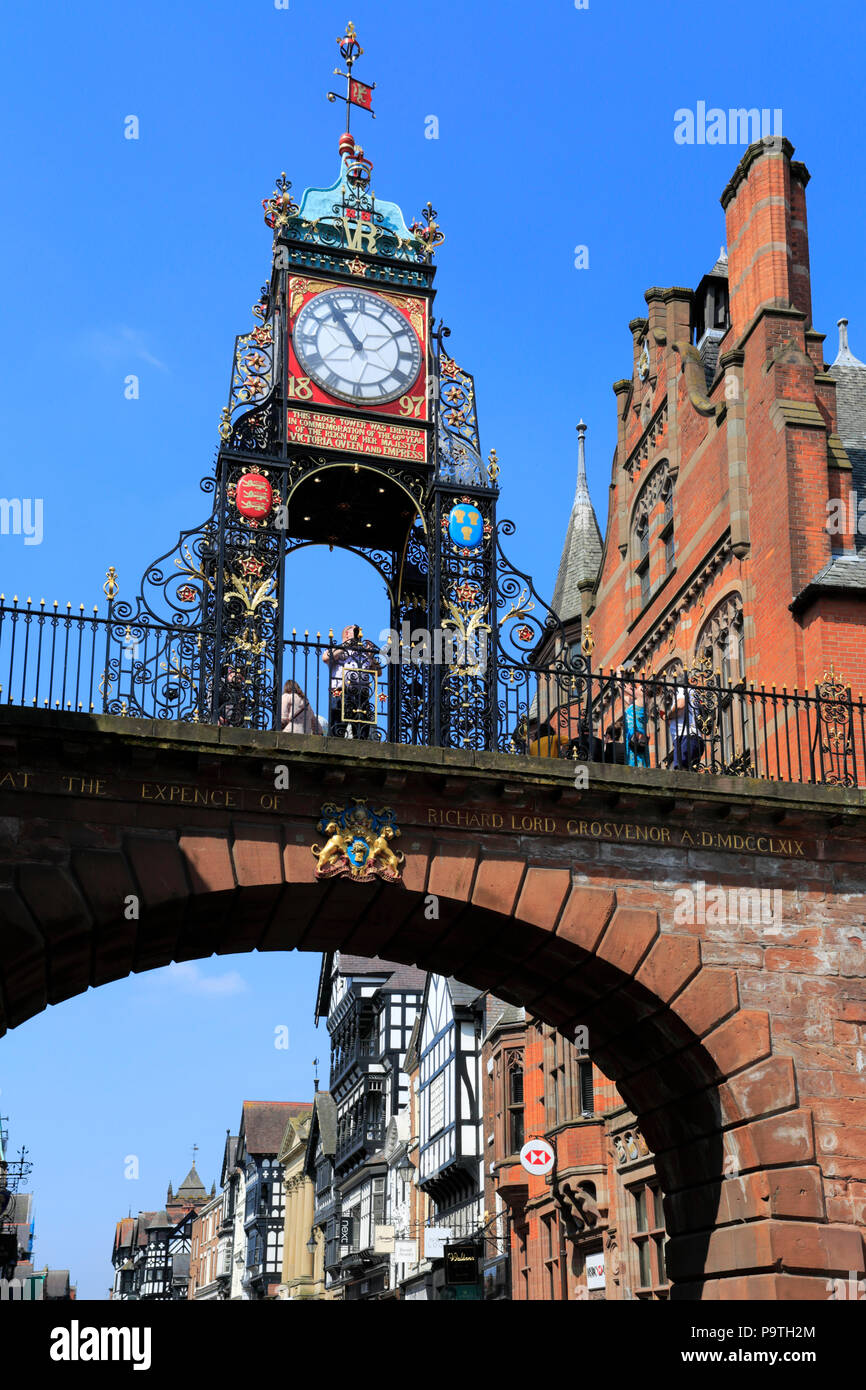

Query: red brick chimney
[721,137,812,337]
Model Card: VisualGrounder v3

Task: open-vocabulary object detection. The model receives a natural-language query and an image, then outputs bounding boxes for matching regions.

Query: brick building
[188,1189,225,1300]
[483,1006,669,1300]
[540,135,866,769]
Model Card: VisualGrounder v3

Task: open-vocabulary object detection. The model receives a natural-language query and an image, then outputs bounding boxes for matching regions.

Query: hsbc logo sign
[519,1138,555,1176]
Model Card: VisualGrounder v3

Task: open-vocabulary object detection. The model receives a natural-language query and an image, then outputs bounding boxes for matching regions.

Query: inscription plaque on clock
[286,408,427,463]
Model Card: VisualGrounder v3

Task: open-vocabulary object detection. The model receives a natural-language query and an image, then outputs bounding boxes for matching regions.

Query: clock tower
[207,21,508,748]
[108,23,575,751]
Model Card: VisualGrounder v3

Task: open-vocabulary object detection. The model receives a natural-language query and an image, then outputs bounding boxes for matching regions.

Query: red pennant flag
[349,78,375,112]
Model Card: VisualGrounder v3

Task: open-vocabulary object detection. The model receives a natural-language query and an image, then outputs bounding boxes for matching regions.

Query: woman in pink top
[280,679,321,734]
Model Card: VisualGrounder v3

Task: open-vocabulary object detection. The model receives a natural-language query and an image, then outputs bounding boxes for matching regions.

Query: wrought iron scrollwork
[817,667,855,786]
[493,519,588,753]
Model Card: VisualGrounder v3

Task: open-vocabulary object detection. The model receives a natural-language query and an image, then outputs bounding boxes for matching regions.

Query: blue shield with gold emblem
[447,504,483,549]
[346,836,370,871]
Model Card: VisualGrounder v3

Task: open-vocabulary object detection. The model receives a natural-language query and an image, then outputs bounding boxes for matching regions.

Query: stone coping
[0,704,863,819]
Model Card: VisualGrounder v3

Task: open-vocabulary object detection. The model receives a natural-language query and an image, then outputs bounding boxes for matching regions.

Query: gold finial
[103,567,118,601]
[487,448,500,482]
[218,407,232,441]
[581,620,595,656]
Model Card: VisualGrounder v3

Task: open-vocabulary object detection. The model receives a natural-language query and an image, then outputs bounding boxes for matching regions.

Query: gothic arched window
[507,1054,524,1154]
[695,593,749,772]
[696,593,745,688]
[631,461,673,608]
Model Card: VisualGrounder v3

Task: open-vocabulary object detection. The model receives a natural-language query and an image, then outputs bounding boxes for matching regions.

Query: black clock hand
[330,303,364,353]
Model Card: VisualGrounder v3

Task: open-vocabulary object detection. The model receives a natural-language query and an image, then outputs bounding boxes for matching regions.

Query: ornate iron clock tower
[105,22,575,750]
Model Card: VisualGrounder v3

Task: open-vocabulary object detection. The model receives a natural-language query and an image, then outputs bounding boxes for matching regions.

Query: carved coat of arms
[311,799,404,884]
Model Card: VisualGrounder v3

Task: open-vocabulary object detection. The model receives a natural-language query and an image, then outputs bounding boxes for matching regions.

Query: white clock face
[293,287,423,405]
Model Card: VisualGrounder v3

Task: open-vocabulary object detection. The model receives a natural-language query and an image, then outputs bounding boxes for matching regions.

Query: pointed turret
[551,421,603,623]
[175,1163,208,1203]
[829,318,866,554]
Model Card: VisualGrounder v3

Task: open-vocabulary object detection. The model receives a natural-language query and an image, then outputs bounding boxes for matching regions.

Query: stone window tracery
[631,460,674,609]
[696,592,745,688]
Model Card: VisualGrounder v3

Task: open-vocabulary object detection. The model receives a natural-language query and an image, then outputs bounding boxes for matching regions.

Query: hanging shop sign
[373,1225,395,1254]
[444,1242,480,1286]
[519,1137,555,1176]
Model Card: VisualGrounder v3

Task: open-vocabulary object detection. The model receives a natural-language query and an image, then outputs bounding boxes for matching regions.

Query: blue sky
[1,0,865,1298]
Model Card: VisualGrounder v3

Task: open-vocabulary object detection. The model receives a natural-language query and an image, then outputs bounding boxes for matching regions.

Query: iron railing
[0,594,862,788]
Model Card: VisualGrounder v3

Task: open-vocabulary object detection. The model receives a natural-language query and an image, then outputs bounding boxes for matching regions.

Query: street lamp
[306,1233,317,1255]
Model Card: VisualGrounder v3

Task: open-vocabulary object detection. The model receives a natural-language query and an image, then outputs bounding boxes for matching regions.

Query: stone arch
[3,819,859,1301]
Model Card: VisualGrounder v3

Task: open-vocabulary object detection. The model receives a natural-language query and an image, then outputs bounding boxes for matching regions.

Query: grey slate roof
[791,552,866,612]
[403,1013,422,1074]
[175,1163,207,1201]
[482,994,525,1043]
[316,952,427,1018]
[551,421,603,623]
[801,554,866,590]
[313,1091,337,1157]
[146,1210,173,1231]
[447,978,484,1009]
[829,318,866,555]
[336,954,428,991]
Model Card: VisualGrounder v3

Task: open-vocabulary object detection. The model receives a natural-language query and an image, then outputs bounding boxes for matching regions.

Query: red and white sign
[519,1138,555,1176]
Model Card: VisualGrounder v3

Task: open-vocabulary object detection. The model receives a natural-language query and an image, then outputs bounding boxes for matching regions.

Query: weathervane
[328,20,376,149]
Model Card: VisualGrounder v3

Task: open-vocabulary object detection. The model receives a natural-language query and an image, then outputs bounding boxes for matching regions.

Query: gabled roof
[278,1107,313,1164]
[314,1091,337,1157]
[145,1210,173,1232]
[316,951,427,1018]
[43,1269,72,1299]
[136,1214,157,1248]
[113,1218,136,1254]
[551,421,603,623]
[829,317,866,554]
[7,1193,33,1224]
[302,1091,337,1180]
[220,1132,239,1186]
[447,978,484,1010]
[240,1101,311,1156]
[482,996,525,1042]
[175,1162,208,1200]
[403,1013,422,1074]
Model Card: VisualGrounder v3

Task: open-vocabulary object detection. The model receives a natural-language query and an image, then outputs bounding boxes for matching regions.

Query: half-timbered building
[234,1100,308,1299]
[314,952,425,1297]
[413,976,486,1297]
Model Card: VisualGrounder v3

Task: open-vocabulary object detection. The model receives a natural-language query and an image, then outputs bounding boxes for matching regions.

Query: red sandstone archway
[3,823,862,1301]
